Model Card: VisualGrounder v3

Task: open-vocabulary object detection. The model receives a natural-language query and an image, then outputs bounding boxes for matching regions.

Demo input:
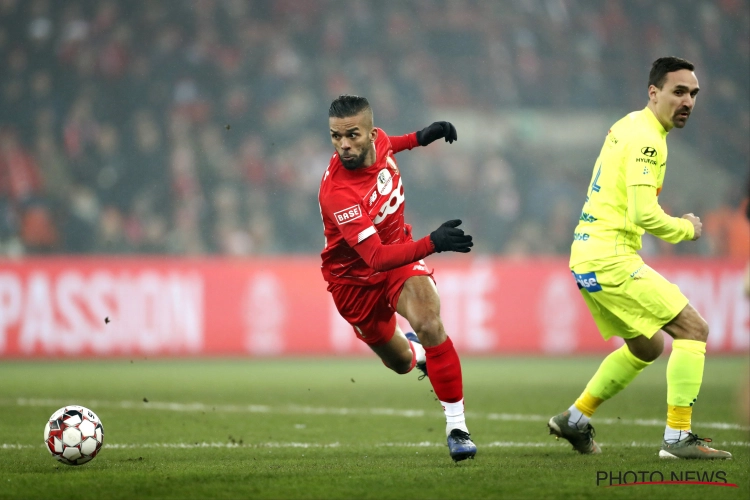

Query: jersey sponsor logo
[640,146,657,157]
[377,168,393,195]
[373,178,404,224]
[333,205,363,225]
[636,157,656,166]
[368,190,378,206]
[572,271,602,292]
[579,211,597,223]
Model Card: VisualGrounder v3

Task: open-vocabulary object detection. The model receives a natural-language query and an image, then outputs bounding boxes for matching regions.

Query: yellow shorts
[571,256,689,340]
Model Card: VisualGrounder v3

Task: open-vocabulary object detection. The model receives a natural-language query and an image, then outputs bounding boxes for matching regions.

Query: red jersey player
[319,95,476,462]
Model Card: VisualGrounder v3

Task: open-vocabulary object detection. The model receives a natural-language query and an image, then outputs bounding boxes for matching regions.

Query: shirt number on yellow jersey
[585,163,603,202]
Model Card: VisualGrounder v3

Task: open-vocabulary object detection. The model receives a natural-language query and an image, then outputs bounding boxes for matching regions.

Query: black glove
[416,121,458,146]
[430,219,473,253]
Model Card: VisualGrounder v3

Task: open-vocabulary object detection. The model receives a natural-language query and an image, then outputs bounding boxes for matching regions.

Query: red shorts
[327,260,433,346]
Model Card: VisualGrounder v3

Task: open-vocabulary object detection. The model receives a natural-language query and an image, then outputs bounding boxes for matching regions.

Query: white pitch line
[379,441,750,448]
[105,442,343,449]
[3,441,749,451]
[485,413,750,431]
[14,398,750,432]
[3,442,342,450]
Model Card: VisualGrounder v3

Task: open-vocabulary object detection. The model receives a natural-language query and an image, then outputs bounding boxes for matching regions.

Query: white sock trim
[442,399,464,418]
[664,425,691,444]
[446,421,469,436]
[442,399,467,436]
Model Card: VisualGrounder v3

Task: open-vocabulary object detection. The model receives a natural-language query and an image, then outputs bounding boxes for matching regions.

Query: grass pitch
[0,357,748,499]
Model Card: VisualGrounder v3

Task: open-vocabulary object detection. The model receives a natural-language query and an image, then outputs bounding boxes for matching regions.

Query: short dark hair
[648,57,695,89]
[328,94,371,119]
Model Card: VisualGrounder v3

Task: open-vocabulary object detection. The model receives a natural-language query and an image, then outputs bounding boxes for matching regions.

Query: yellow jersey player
[548,57,732,459]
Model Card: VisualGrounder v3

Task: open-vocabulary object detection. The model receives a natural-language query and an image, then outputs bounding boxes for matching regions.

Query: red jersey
[319,129,421,285]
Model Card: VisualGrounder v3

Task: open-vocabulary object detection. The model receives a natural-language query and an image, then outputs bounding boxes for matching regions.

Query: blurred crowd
[0,0,747,257]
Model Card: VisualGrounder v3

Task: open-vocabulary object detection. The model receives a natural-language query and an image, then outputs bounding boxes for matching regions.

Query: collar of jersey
[642,106,668,139]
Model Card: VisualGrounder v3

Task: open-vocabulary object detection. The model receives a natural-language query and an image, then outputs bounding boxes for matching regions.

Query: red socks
[424,337,463,403]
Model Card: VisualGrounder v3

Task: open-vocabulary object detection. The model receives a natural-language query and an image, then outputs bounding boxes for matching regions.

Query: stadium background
[0,2,749,499]
[0,0,748,357]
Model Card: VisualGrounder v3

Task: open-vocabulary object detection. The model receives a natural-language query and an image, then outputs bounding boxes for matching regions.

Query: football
[43,406,104,466]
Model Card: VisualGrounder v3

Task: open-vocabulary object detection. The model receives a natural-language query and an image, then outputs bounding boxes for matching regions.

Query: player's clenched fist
[682,213,702,240]
[416,121,458,146]
[430,219,473,253]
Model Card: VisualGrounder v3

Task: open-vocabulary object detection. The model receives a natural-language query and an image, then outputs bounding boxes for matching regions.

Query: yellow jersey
[570,107,689,267]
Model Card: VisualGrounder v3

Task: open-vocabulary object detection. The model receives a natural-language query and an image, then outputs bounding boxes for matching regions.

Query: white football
[44,406,104,466]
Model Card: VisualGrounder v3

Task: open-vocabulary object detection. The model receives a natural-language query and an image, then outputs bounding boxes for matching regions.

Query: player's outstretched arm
[627,185,695,243]
[389,122,457,154]
[416,121,457,146]
[354,219,473,272]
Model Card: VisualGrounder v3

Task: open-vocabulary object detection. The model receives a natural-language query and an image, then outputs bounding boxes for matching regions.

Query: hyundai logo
[640,147,657,157]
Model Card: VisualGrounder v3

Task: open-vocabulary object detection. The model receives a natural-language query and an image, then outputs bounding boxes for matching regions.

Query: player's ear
[648,84,659,103]
[370,127,378,143]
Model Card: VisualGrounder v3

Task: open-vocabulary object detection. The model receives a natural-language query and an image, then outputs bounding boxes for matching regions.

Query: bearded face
[650,69,700,131]
[329,110,377,170]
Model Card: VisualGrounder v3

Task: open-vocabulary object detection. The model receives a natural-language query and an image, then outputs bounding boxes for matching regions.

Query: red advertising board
[0,257,747,357]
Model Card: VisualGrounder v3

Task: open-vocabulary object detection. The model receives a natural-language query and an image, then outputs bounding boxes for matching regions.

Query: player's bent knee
[384,352,414,374]
[409,313,438,334]
[627,336,663,363]
[684,315,709,342]
[667,306,710,342]
[382,356,412,374]
[642,346,663,363]
[697,320,709,342]
[392,363,413,375]
[634,343,662,363]
[655,343,665,360]
[650,336,665,361]
[412,315,443,344]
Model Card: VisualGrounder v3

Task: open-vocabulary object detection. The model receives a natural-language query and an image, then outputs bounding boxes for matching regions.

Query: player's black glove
[416,121,458,146]
[430,219,473,253]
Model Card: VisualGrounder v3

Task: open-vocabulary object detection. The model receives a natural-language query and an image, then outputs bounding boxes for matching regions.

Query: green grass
[0,357,748,499]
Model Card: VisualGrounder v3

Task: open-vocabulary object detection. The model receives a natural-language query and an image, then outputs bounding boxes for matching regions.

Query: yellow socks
[574,391,603,418]
[567,338,706,442]
[664,339,706,441]
[568,344,652,428]
[575,344,652,413]
[666,339,705,408]
[666,405,692,430]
